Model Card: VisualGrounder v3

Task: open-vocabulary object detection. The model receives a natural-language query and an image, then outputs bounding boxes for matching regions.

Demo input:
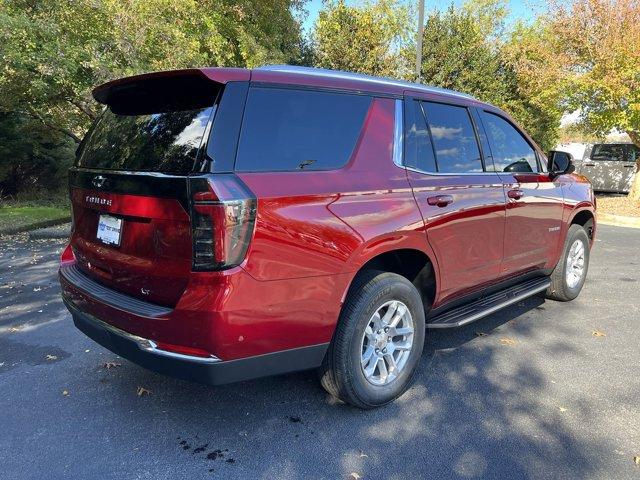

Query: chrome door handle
[507,189,524,200]
[427,195,454,207]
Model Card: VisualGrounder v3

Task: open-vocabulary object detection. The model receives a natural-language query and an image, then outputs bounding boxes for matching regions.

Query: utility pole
[415,0,425,82]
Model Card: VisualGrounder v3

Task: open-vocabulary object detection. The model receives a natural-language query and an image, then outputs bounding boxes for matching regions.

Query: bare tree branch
[29,110,82,144]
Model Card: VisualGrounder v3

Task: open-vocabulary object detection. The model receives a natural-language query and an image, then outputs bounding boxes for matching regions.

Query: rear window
[234,87,371,172]
[77,74,219,174]
[77,107,214,174]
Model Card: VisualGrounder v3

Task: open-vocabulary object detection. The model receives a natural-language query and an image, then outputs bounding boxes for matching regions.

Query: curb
[0,216,71,236]
[28,223,72,240]
[598,212,640,229]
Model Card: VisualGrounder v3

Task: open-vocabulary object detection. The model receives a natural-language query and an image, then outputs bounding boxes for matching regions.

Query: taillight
[190,174,256,271]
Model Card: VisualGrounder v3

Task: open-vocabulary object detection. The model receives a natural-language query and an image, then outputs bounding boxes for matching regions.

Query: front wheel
[318,271,425,409]
[546,224,591,301]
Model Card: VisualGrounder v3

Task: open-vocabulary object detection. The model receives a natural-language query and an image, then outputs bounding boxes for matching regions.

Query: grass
[0,193,71,234]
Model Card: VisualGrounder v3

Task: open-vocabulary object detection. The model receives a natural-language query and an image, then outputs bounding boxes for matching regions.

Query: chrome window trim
[393,98,501,176]
[405,165,502,177]
[393,99,404,168]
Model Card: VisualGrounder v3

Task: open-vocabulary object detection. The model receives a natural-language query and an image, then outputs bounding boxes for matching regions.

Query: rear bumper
[65,298,328,385]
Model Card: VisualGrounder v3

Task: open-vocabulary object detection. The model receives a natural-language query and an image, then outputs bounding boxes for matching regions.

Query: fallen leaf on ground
[136,386,151,396]
[634,456,640,466]
[103,361,122,369]
[559,407,567,412]
[592,330,606,337]
[499,337,518,346]
[45,354,58,361]
[475,331,487,337]
[62,390,69,396]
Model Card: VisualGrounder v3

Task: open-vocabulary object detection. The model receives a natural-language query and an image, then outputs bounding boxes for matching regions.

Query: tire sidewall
[344,274,425,407]
[560,226,590,299]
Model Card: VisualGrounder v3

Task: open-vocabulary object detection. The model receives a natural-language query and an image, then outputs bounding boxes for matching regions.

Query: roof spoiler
[92,68,251,107]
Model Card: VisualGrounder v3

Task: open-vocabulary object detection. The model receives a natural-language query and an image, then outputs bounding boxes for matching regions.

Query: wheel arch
[569,207,596,242]
[340,245,438,316]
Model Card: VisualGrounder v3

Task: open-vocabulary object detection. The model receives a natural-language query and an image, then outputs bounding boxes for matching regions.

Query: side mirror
[548,150,575,178]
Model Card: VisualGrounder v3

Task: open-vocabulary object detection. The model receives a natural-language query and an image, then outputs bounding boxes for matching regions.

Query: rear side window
[235,87,371,172]
[421,102,483,173]
[590,144,626,162]
[404,100,437,172]
[481,111,538,173]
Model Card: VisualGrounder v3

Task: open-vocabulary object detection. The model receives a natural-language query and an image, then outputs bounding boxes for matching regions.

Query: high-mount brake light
[190,174,256,271]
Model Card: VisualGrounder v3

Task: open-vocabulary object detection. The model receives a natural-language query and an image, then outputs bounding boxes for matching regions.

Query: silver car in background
[574,143,639,193]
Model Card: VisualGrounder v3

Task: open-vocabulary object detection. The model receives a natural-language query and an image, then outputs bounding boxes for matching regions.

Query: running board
[426,277,551,329]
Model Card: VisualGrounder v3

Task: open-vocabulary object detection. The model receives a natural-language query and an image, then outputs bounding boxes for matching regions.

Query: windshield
[77,106,214,174]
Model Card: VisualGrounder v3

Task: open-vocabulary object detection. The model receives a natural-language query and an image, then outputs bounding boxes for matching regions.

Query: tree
[406,3,563,151]
[0,0,307,144]
[409,6,507,103]
[499,21,566,151]
[0,112,75,197]
[312,0,411,77]
[540,0,640,199]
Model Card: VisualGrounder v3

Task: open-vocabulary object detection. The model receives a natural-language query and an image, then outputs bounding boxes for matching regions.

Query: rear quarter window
[234,87,372,172]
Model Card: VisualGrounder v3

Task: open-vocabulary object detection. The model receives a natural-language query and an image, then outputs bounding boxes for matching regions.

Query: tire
[318,270,426,409]
[546,224,590,301]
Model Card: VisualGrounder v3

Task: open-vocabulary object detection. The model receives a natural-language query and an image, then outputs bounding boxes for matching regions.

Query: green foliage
[0,0,306,197]
[0,112,75,197]
[461,0,508,39]
[409,6,507,103]
[312,0,411,77]
[499,21,565,151]
[541,0,640,145]
[0,0,306,142]
[402,3,562,151]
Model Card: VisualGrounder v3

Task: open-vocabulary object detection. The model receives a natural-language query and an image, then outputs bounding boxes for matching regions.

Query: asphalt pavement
[1,224,639,479]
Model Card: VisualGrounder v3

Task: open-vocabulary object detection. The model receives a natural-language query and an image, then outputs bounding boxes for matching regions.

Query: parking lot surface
[1,224,639,479]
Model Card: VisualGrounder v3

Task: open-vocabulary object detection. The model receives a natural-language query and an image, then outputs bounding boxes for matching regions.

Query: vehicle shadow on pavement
[55,293,612,479]
[3,231,634,479]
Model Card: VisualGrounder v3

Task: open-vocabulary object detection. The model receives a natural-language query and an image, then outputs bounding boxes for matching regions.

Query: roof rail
[256,65,477,100]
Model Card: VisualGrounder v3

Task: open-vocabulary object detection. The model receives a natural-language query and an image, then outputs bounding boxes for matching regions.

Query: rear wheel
[546,224,590,301]
[319,271,425,409]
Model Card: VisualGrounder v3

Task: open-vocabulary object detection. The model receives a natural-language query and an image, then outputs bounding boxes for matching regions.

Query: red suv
[59,65,596,408]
